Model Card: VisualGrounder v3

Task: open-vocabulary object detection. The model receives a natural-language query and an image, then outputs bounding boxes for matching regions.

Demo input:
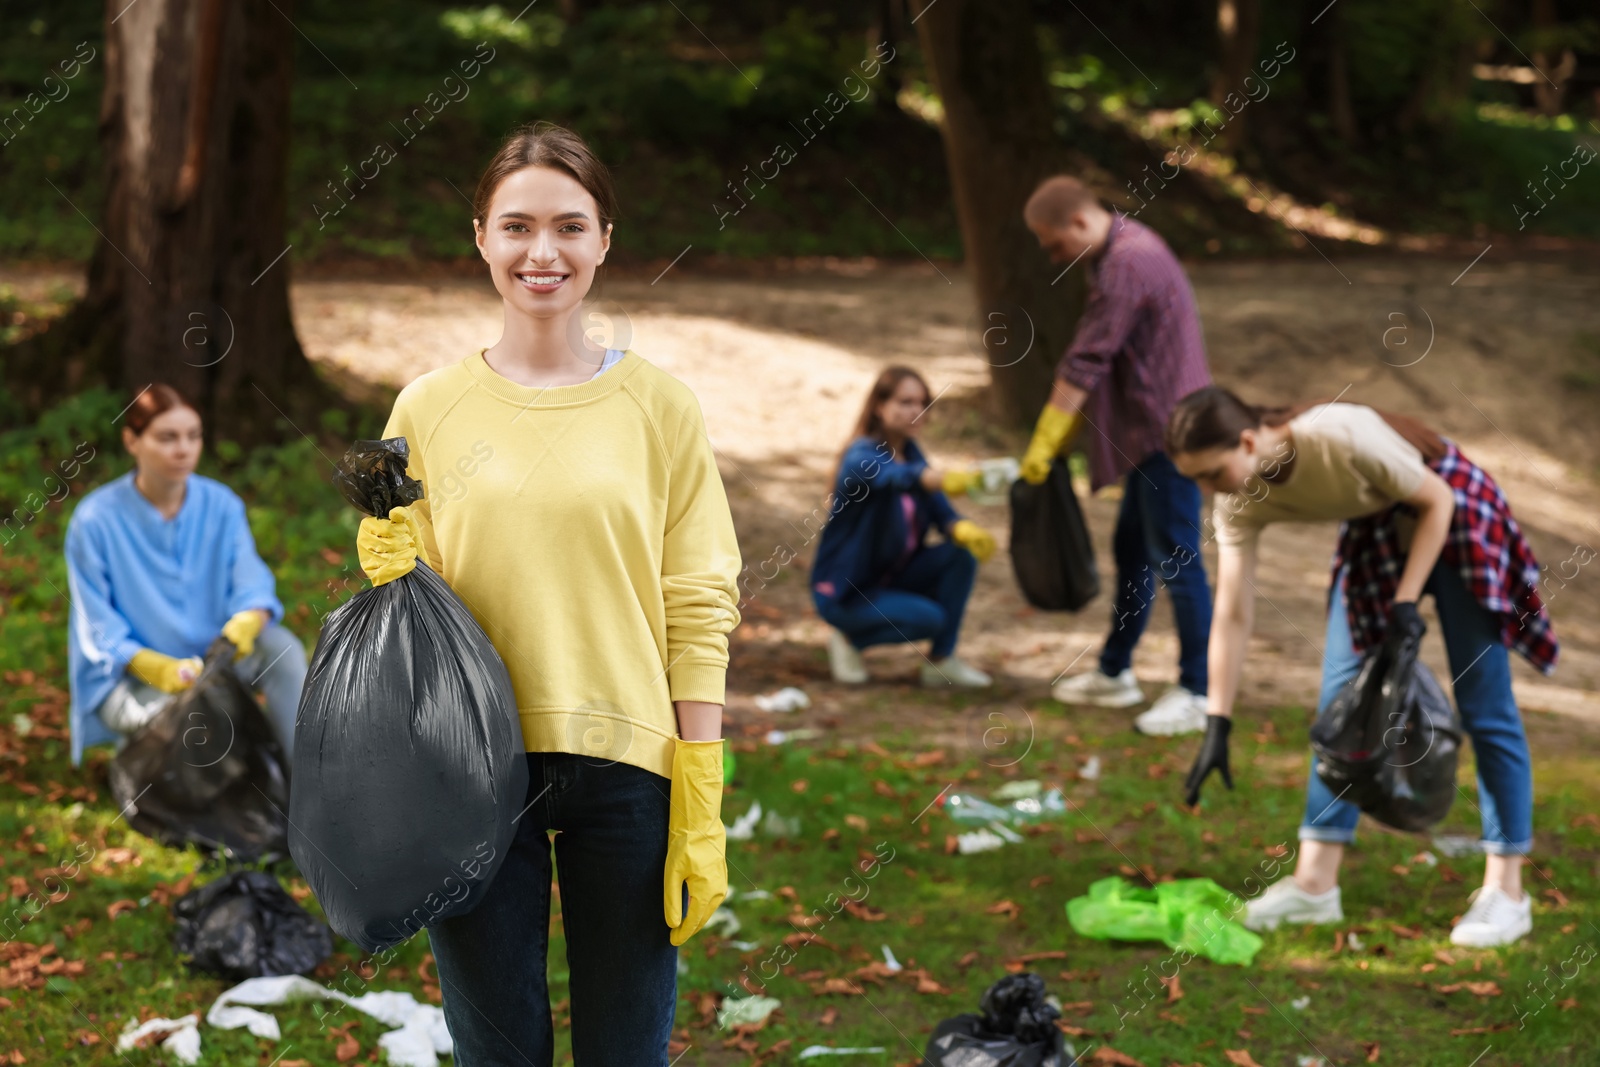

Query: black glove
[1390,600,1426,644]
[1182,715,1234,807]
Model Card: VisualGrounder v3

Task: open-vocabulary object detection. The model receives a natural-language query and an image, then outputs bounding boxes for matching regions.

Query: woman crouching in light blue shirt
[65,384,307,769]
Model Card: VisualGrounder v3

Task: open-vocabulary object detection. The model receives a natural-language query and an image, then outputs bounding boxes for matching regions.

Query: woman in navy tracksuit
[809,366,998,687]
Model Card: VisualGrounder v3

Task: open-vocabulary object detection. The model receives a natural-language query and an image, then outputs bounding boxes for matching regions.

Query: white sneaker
[921,655,993,688]
[1051,668,1142,708]
[827,630,869,684]
[1243,877,1344,931]
[1450,886,1532,948]
[1135,686,1208,736]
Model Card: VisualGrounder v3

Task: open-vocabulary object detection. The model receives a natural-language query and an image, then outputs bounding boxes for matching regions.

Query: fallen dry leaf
[843,901,886,922]
[985,900,1020,920]
[1436,981,1502,997]
[1089,1049,1144,1066]
[1364,1040,1381,1062]
[105,900,138,921]
[1223,1051,1263,1067]
[844,815,869,832]
[1030,875,1053,888]
[1389,925,1422,940]
[1161,974,1183,1003]
[956,951,979,969]
[1433,949,1458,966]
[790,779,809,794]
[809,978,864,996]
[819,1007,838,1027]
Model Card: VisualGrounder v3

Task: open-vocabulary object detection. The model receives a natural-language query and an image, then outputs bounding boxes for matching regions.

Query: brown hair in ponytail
[1166,386,1446,462]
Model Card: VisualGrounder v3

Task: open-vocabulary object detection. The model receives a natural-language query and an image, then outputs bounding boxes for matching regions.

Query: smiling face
[123,405,202,483]
[875,376,931,438]
[473,164,611,324]
[1172,429,1265,495]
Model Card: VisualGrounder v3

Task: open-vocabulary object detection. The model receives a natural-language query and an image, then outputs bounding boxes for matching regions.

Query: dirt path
[282,253,1600,744]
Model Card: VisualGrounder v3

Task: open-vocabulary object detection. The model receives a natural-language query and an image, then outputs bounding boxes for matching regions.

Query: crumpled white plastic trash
[117,1014,201,1064]
[754,686,811,713]
[207,974,452,1066]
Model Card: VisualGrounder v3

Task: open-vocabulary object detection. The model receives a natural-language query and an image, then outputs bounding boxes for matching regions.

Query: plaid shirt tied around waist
[1331,441,1558,675]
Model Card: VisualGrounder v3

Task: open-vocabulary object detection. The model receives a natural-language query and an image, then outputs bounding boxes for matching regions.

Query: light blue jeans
[96,624,308,766]
[1301,564,1533,855]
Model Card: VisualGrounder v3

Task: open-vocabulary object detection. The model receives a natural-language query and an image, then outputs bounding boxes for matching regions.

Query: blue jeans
[1099,452,1211,694]
[427,752,678,1065]
[1301,564,1534,855]
[815,541,976,659]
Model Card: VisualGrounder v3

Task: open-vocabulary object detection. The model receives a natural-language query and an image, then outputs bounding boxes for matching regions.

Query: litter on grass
[754,687,811,713]
[705,906,741,938]
[956,829,1007,854]
[766,727,824,745]
[944,789,1066,826]
[117,1015,201,1064]
[763,809,803,838]
[206,973,452,1067]
[798,1046,889,1059]
[726,801,764,840]
[881,944,903,973]
[1066,876,1263,966]
[1079,756,1102,781]
[1291,996,1311,1011]
[1432,834,1482,857]
[718,994,782,1029]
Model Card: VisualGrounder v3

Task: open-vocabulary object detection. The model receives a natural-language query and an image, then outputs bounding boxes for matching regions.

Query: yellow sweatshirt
[381,348,742,779]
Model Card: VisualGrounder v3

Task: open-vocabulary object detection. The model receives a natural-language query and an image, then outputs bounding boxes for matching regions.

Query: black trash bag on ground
[1310,625,1463,832]
[108,638,290,863]
[923,972,1073,1067]
[172,869,332,981]
[1010,457,1099,612]
[291,438,527,953]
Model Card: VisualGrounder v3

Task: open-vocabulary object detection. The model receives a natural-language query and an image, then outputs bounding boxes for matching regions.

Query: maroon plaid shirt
[1333,441,1559,674]
[1056,215,1211,491]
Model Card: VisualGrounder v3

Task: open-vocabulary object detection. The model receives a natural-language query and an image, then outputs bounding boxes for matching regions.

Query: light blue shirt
[65,472,283,766]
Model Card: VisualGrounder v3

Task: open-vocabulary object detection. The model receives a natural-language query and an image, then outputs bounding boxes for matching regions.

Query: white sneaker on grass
[827,629,869,684]
[1243,877,1344,931]
[1051,668,1142,708]
[921,655,993,688]
[1135,686,1208,736]
[1450,886,1532,948]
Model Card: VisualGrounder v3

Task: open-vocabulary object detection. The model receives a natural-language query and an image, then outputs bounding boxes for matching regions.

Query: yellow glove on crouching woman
[950,519,998,563]
[220,609,266,659]
[356,506,429,586]
[663,737,728,946]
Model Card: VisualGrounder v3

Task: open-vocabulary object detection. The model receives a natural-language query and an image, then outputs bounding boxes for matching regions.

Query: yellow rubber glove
[950,519,998,563]
[940,469,984,497]
[128,649,203,694]
[663,737,728,946]
[220,609,266,660]
[1019,404,1082,485]
[357,505,428,586]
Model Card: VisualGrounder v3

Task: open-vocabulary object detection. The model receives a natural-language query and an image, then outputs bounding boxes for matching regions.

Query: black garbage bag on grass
[1010,457,1099,612]
[172,870,332,981]
[107,638,290,863]
[923,972,1073,1067]
[1311,625,1462,832]
[290,438,527,953]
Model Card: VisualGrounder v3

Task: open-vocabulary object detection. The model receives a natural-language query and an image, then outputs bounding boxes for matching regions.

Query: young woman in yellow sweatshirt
[356,122,741,1064]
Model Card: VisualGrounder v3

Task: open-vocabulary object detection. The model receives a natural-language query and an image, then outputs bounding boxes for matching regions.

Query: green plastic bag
[1065,876,1263,966]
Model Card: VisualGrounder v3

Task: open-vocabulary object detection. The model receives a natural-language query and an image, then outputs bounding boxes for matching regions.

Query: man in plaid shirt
[1020,176,1215,735]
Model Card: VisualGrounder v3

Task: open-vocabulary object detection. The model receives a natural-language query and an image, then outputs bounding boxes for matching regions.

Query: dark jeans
[1099,451,1212,694]
[815,541,977,659]
[427,752,677,1066]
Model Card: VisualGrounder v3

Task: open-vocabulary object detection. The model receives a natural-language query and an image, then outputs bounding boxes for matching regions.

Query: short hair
[1024,176,1101,229]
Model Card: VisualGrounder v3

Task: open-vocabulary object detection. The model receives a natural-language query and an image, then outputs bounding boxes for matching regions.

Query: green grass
[2,391,1597,1064]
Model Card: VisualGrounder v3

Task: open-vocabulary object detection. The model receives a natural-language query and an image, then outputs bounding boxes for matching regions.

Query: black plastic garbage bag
[108,638,291,863]
[1310,625,1462,832]
[923,973,1073,1067]
[290,438,527,953]
[172,870,333,981]
[1010,457,1099,612]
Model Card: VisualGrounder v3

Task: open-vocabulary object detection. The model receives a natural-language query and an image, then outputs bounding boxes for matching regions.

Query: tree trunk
[911,0,1079,428]
[11,0,332,439]
[1209,0,1260,152]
